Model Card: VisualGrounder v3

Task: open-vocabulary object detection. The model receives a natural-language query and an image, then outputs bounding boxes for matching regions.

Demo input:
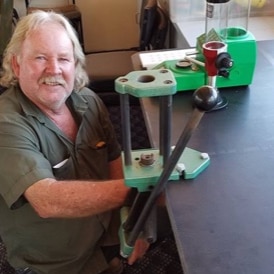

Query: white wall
[14,0,26,17]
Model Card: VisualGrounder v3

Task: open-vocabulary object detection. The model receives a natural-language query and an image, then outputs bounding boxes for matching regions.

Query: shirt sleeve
[0,114,55,208]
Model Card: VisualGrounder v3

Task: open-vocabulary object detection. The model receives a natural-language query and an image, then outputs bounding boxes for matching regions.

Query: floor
[0,235,183,274]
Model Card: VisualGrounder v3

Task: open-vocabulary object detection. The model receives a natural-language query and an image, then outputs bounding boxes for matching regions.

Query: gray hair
[0,10,89,91]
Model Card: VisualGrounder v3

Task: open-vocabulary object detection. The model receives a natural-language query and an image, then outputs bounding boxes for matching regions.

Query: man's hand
[127,238,150,265]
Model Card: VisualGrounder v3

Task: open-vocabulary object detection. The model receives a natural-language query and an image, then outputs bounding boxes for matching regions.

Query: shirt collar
[16,87,89,123]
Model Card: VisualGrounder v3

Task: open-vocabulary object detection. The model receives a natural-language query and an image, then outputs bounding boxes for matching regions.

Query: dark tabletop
[139,40,274,274]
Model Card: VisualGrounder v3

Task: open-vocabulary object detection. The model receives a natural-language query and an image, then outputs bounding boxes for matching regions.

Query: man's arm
[109,156,124,179]
[24,157,129,219]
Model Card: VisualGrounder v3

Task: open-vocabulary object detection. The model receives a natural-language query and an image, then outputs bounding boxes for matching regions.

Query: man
[0,11,149,274]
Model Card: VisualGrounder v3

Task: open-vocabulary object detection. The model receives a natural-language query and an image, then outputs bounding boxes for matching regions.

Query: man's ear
[11,55,20,78]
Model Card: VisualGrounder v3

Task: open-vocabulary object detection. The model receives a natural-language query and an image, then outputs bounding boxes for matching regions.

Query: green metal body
[122,147,210,192]
[115,69,211,258]
[119,207,134,257]
[115,69,177,97]
[159,28,257,92]
[115,69,211,189]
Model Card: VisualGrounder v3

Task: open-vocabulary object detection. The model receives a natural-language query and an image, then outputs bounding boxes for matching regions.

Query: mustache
[38,76,66,86]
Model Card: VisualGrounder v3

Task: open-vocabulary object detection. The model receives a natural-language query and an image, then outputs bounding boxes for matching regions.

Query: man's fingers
[127,238,150,265]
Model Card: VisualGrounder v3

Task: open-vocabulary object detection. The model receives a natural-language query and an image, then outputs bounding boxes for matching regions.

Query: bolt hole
[160,69,168,73]
[119,78,128,83]
[138,75,155,83]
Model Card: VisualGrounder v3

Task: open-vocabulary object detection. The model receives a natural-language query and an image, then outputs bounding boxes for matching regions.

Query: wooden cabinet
[76,0,140,53]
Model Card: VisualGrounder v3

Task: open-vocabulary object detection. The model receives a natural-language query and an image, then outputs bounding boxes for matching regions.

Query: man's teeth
[45,81,59,85]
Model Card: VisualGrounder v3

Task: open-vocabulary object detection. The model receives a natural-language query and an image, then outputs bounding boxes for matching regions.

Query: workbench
[133,40,274,274]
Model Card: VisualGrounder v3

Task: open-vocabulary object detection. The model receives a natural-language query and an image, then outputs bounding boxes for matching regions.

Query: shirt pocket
[77,140,110,180]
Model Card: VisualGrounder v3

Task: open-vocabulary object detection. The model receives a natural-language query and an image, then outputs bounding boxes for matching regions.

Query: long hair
[0,10,89,91]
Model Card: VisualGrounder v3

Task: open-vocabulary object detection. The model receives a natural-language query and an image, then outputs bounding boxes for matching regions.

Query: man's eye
[36,56,46,60]
[60,58,70,62]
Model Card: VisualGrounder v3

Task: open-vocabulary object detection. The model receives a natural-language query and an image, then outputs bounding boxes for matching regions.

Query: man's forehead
[23,24,72,49]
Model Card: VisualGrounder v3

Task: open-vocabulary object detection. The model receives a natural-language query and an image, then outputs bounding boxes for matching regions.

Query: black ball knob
[222,58,233,69]
[193,85,219,112]
[218,68,230,78]
[216,52,233,69]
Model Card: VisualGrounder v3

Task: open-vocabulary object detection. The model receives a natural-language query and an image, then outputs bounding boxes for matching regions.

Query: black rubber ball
[193,85,218,112]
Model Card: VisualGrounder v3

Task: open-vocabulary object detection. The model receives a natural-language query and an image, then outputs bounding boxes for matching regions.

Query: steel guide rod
[127,107,206,246]
[120,93,132,166]
[159,95,172,165]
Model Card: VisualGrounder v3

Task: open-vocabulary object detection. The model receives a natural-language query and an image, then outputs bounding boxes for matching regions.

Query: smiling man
[0,11,149,274]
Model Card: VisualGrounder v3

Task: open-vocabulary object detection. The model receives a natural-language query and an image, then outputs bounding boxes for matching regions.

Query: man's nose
[46,59,61,74]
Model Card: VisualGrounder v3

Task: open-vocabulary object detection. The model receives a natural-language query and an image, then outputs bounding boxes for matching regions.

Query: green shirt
[0,86,121,274]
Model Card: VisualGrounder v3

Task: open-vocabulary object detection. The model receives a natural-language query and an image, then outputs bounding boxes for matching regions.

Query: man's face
[12,22,76,110]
